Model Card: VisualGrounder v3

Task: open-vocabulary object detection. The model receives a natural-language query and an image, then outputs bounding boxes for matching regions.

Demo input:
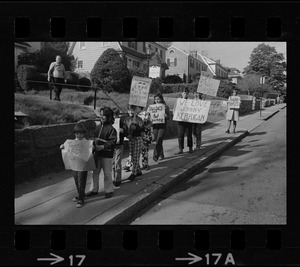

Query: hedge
[17,65,48,91]
[78,77,92,92]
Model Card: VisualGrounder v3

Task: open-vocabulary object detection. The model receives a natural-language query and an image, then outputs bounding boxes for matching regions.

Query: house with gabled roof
[67,42,168,78]
[197,54,229,79]
[227,67,242,84]
[165,45,208,83]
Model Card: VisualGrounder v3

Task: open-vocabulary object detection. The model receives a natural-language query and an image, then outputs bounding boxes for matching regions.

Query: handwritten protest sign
[129,76,152,108]
[61,139,95,171]
[173,98,211,124]
[197,71,220,96]
[227,96,241,109]
[112,118,120,144]
[148,104,165,124]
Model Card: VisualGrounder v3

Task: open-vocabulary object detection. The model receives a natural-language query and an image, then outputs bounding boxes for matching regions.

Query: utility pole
[259,76,265,117]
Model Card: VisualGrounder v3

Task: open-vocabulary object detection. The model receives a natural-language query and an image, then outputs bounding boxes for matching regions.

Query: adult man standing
[47,55,67,101]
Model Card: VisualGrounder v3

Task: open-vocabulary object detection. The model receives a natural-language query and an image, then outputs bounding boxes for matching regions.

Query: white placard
[148,104,165,124]
[172,98,211,124]
[197,71,220,96]
[228,96,241,109]
[61,139,96,171]
[149,66,161,78]
[129,76,152,108]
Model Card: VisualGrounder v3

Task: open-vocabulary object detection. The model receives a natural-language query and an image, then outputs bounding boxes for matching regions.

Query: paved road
[130,108,286,224]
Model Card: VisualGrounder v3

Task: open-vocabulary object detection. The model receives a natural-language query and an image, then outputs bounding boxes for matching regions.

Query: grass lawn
[15,88,226,128]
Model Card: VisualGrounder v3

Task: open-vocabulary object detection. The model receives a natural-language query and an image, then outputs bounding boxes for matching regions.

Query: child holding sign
[60,123,91,208]
[226,89,241,134]
[151,93,170,161]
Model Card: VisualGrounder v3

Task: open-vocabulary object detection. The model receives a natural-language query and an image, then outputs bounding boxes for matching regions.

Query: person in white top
[47,55,67,101]
[226,89,241,134]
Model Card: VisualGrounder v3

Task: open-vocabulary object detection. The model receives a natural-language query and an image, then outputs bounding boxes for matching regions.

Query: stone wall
[14,98,263,183]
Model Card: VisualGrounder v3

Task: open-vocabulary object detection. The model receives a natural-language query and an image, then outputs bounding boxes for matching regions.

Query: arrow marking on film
[37,253,64,265]
[175,252,202,265]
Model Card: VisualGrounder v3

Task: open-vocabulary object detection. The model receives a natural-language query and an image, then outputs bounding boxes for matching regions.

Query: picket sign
[228,96,241,109]
[173,98,211,124]
[61,139,96,171]
[148,104,165,124]
[197,71,220,97]
[129,76,152,108]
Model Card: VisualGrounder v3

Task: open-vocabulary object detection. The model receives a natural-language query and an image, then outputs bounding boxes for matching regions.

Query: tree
[18,42,75,73]
[217,80,235,99]
[129,67,147,78]
[243,43,286,94]
[90,48,131,93]
[163,75,183,84]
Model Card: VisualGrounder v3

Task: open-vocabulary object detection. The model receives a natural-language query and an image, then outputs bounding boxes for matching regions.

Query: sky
[172,42,287,73]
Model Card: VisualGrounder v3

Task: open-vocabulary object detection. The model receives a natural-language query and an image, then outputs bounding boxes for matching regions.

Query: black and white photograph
[14,41,286,225]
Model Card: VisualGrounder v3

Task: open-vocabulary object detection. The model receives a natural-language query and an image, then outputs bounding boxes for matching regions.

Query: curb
[101,131,250,224]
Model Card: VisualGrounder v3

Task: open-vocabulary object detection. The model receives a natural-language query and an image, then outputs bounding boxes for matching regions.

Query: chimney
[190,50,198,58]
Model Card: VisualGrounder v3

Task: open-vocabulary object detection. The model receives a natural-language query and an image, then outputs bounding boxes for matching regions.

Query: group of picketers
[61,87,241,208]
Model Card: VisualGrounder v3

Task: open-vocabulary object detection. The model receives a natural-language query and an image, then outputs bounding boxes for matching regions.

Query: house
[14,42,41,72]
[165,46,208,83]
[227,68,242,84]
[67,42,168,78]
[197,54,229,79]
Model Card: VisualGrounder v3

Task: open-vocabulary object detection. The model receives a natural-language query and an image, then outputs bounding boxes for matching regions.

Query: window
[167,58,170,66]
[169,49,174,54]
[155,47,158,52]
[79,42,86,49]
[133,60,140,68]
[190,58,194,68]
[168,57,177,67]
[78,60,83,69]
[128,42,136,49]
[160,50,163,59]
[174,58,177,67]
[103,42,110,46]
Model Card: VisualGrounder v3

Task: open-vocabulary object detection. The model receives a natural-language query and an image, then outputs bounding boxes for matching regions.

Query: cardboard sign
[148,104,165,124]
[112,118,120,144]
[228,96,241,109]
[129,76,152,108]
[197,71,220,96]
[61,139,96,171]
[149,66,160,79]
[173,98,211,124]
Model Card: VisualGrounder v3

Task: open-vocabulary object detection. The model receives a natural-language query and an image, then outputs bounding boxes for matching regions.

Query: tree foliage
[90,48,131,93]
[129,67,147,78]
[163,75,183,84]
[217,80,236,99]
[243,43,286,93]
[18,42,75,73]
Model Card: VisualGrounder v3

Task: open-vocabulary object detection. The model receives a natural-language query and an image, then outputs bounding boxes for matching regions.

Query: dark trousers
[153,126,166,159]
[177,122,193,150]
[53,77,64,100]
[193,123,202,148]
[72,171,88,201]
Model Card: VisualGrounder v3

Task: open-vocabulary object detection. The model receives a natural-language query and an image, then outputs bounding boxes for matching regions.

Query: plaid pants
[129,137,143,175]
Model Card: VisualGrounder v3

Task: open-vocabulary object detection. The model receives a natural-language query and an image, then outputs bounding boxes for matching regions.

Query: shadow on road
[208,166,239,173]
[248,131,267,136]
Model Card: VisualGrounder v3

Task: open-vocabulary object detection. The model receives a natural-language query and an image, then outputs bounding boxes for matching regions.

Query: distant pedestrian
[151,93,170,161]
[112,109,127,187]
[86,107,117,199]
[47,55,67,101]
[192,91,203,150]
[276,95,280,105]
[226,89,241,134]
[175,88,193,154]
[60,123,90,208]
[141,111,153,170]
[123,105,145,181]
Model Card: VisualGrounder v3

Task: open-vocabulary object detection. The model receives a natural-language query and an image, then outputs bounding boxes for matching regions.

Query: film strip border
[1,2,299,40]
[1,227,300,265]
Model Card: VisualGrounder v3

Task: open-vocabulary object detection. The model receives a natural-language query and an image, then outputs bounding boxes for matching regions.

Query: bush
[83,95,94,105]
[161,83,197,94]
[78,77,91,92]
[90,48,131,93]
[163,75,183,84]
[149,77,163,94]
[17,65,48,91]
[65,71,79,89]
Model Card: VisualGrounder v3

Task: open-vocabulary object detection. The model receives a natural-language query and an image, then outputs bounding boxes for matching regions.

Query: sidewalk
[15,104,286,225]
